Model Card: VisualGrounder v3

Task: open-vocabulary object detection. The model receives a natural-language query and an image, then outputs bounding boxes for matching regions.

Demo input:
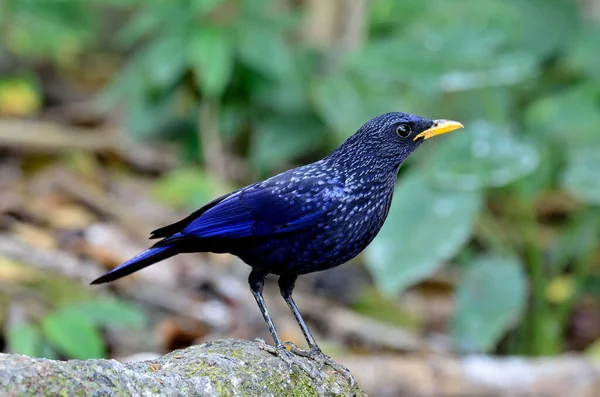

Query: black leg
[248,269,284,348]
[249,270,324,379]
[278,273,355,385]
[278,273,320,352]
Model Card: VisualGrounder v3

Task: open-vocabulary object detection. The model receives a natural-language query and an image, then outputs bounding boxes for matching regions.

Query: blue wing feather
[178,175,344,240]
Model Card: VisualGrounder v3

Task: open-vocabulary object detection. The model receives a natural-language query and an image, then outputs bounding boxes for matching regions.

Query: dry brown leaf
[28,191,71,216]
[81,244,121,269]
[13,223,57,250]
[536,190,580,218]
[46,204,97,229]
[0,257,41,283]
[149,363,162,372]
[155,316,211,353]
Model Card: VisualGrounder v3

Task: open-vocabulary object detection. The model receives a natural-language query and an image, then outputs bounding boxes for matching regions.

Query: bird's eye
[395,124,411,138]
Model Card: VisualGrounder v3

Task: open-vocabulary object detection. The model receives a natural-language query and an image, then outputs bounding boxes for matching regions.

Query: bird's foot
[284,342,355,386]
[256,339,321,380]
[283,341,308,354]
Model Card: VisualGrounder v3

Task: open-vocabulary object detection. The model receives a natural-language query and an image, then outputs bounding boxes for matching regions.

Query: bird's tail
[90,244,177,284]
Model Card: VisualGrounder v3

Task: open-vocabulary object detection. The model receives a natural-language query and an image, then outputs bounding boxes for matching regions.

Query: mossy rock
[0,338,364,396]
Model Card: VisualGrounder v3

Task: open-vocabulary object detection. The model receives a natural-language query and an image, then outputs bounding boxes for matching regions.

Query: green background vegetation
[1,0,599,360]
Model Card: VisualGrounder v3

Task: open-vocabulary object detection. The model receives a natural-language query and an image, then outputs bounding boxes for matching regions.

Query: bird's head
[331,112,463,170]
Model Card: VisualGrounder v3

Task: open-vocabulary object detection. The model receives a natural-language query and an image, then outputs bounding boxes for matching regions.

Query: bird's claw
[255,338,278,354]
[257,340,321,380]
[313,350,355,387]
[284,344,355,386]
[258,339,355,386]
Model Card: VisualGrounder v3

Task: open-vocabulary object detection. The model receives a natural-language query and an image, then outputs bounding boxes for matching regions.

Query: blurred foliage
[0,0,97,63]
[366,170,483,294]
[352,287,421,330]
[7,299,147,359]
[452,255,527,353]
[151,167,232,208]
[2,0,600,357]
[0,75,41,117]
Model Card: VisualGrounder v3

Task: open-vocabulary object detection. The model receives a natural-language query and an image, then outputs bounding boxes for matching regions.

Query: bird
[91,112,463,377]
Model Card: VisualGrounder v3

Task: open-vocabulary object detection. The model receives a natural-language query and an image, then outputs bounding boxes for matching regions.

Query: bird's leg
[278,274,355,385]
[249,269,284,349]
[248,270,320,379]
[278,274,319,351]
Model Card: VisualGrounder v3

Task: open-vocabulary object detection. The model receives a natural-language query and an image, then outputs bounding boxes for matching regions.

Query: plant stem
[198,98,226,181]
[519,198,555,355]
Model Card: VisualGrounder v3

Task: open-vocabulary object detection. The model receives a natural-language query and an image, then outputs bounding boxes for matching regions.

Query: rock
[0,339,364,397]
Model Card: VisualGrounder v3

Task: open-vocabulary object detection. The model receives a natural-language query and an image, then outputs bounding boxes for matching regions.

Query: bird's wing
[149,190,237,239]
[169,176,345,240]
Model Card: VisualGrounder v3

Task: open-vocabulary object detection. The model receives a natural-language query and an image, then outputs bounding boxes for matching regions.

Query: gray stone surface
[0,339,364,396]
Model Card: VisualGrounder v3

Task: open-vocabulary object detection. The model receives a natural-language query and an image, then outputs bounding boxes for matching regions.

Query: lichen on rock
[0,339,364,397]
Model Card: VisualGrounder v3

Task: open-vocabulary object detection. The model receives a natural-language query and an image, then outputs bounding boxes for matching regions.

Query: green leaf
[236,24,293,79]
[151,167,231,209]
[188,26,234,97]
[560,147,600,205]
[313,75,404,141]
[42,308,105,359]
[68,300,147,330]
[190,0,223,14]
[510,145,553,199]
[352,287,421,330]
[426,121,540,191]
[567,24,600,84]
[126,91,178,139]
[369,0,423,34]
[143,29,188,87]
[239,0,272,14]
[452,255,527,353]
[5,1,95,60]
[365,170,483,295]
[7,323,42,357]
[253,62,310,113]
[116,8,162,48]
[313,76,369,138]
[525,84,600,149]
[350,0,546,94]
[250,114,325,173]
[39,342,60,360]
[351,40,537,94]
[507,0,578,58]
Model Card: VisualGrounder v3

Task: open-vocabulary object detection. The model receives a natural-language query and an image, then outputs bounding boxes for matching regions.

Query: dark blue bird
[91,112,462,370]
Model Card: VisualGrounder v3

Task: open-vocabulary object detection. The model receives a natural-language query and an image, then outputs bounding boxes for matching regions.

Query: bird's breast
[337,186,394,240]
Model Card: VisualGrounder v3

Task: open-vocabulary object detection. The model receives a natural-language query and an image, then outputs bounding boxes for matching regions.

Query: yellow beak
[413,119,464,141]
